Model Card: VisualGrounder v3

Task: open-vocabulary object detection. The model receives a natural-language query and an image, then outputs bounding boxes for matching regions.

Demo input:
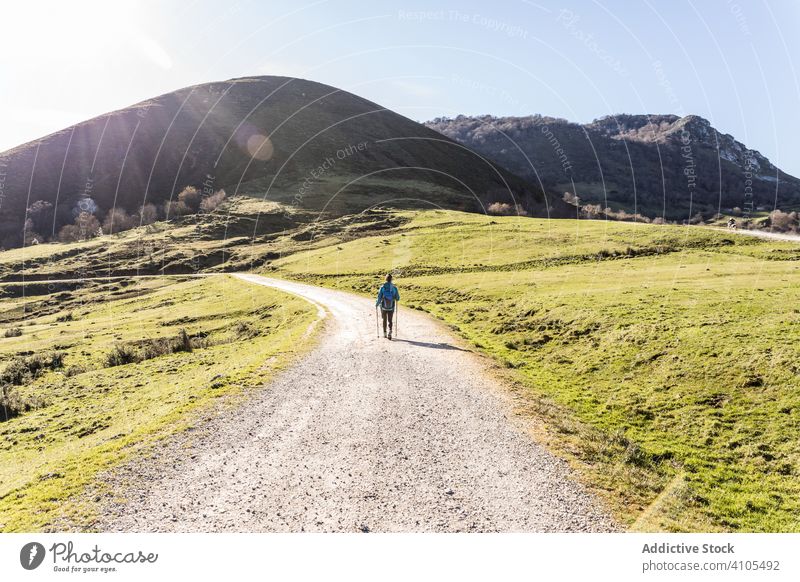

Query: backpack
[380,284,395,310]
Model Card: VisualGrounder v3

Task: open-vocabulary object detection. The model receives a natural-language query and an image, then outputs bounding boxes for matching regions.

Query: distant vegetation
[426,114,800,221]
[25,186,227,245]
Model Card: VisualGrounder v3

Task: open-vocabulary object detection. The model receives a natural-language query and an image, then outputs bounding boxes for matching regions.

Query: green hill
[270,209,800,532]
[0,76,564,249]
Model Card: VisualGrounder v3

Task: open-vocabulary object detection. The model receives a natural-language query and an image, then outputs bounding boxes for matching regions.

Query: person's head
[386,273,393,283]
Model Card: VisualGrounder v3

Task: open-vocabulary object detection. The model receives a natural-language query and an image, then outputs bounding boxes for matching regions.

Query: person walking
[375,273,400,340]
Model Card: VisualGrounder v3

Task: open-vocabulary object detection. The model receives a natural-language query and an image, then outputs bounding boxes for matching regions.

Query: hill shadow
[391,338,471,352]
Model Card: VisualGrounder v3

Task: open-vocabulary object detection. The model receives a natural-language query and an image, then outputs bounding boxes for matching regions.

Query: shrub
[105,329,195,367]
[57,224,82,243]
[4,328,22,338]
[102,208,136,234]
[176,329,193,353]
[581,204,603,219]
[177,186,202,212]
[688,212,706,225]
[200,189,227,212]
[0,351,65,386]
[233,321,260,339]
[769,210,798,232]
[138,203,159,225]
[58,212,101,242]
[0,385,47,422]
[487,202,527,216]
[164,200,192,218]
[105,345,141,367]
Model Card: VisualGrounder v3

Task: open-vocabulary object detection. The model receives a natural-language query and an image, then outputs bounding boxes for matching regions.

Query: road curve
[98,274,617,532]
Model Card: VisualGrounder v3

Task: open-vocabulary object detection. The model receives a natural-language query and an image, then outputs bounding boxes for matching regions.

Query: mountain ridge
[425,113,800,218]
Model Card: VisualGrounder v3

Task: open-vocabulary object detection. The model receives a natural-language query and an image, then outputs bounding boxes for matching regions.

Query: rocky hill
[425,114,800,219]
[0,77,561,248]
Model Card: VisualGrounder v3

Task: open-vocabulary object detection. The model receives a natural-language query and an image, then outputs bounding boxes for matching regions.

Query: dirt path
[97,274,616,532]
[709,226,800,243]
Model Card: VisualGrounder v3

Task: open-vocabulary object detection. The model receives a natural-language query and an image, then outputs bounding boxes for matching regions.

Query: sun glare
[3,0,147,64]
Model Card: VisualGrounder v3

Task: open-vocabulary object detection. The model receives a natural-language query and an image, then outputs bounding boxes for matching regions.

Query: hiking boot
[388,331,392,340]
[383,331,387,338]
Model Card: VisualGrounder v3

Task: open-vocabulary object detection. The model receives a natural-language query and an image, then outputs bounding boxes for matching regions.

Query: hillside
[425,114,800,219]
[269,209,800,532]
[0,76,561,248]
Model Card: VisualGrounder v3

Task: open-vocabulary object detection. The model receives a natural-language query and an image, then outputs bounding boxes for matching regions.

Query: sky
[1,0,799,175]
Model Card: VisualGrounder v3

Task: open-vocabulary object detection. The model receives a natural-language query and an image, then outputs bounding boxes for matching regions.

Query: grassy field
[0,274,319,532]
[270,209,800,532]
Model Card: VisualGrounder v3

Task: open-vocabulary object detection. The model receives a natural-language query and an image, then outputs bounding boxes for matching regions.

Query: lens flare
[246,133,274,161]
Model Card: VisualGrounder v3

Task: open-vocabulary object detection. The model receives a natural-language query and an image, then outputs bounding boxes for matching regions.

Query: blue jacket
[376,282,399,311]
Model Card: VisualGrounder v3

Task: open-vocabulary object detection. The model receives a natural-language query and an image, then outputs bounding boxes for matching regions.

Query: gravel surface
[97,274,617,532]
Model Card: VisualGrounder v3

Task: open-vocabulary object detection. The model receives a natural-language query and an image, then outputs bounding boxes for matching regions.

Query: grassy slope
[271,209,800,532]
[0,275,319,532]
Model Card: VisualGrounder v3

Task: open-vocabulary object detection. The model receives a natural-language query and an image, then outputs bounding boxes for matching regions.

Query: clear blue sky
[2,0,799,175]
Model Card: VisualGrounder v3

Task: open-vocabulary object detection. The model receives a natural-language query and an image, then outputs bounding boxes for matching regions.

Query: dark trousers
[381,309,394,332]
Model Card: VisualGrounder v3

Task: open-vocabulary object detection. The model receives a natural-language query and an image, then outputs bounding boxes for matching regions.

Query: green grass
[0,275,320,532]
[270,209,800,532]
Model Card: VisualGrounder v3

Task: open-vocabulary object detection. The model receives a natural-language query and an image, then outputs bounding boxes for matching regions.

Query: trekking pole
[375,306,379,338]
[395,304,398,339]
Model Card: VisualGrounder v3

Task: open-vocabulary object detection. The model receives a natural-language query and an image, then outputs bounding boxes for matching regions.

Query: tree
[59,212,101,242]
[177,186,201,212]
[58,224,82,243]
[138,203,158,225]
[23,219,43,245]
[27,200,55,237]
[200,189,227,212]
[102,208,135,234]
[164,199,192,218]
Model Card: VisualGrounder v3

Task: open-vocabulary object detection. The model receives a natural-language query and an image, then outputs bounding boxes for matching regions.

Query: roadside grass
[271,209,800,532]
[0,275,319,532]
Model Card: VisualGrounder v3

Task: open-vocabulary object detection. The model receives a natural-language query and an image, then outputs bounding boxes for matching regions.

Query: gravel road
[97,274,616,532]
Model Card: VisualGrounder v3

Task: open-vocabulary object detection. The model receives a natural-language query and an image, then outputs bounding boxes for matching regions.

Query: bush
[105,345,141,367]
[102,208,136,234]
[0,385,46,422]
[581,204,603,219]
[177,186,202,212]
[4,328,22,338]
[0,352,65,386]
[138,203,159,225]
[57,224,82,243]
[56,312,74,322]
[688,212,705,225]
[769,210,798,232]
[58,212,101,242]
[200,189,227,212]
[164,200,192,218]
[233,321,260,339]
[105,329,195,367]
[487,202,527,216]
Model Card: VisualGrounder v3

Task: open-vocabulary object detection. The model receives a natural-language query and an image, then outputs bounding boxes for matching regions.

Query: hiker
[376,273,400,339]
[728,217,737,230]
